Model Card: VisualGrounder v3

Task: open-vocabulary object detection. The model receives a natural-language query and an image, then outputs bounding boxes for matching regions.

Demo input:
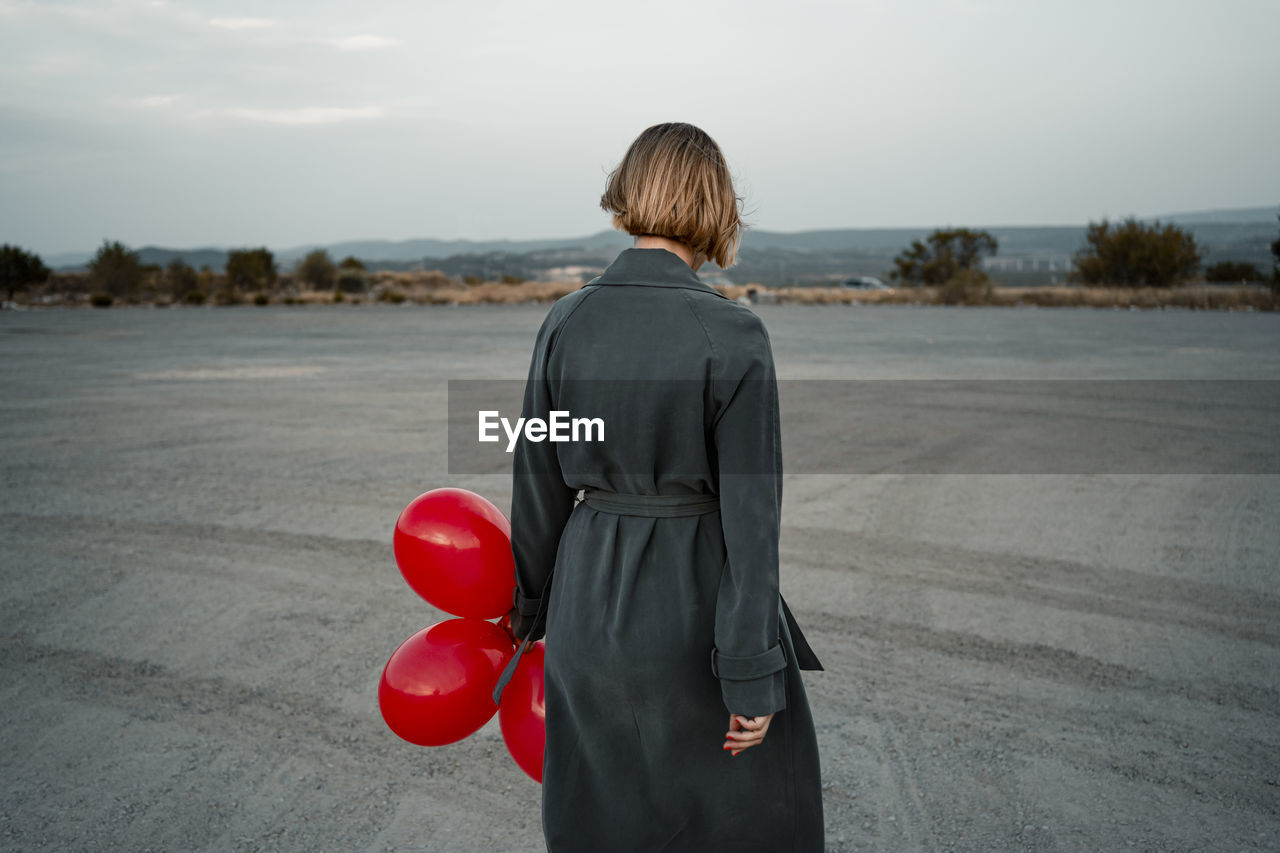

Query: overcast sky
[2,0,1277,256]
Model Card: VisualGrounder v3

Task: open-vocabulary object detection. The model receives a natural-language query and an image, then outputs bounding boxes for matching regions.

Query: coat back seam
[546,284,605,366]
[676,288,720,377]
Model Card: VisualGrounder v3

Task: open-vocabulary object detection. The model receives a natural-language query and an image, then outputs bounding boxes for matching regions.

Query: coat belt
[578,486,825,673]
[579,487,721,517]
[493,487,824,705]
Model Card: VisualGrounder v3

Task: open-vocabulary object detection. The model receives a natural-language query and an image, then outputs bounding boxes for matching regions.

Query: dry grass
[987,284,1278,310]
[351,270,581,305]
[750,286,921,305]
[732,283,1277,311]
[16,272,1277,311]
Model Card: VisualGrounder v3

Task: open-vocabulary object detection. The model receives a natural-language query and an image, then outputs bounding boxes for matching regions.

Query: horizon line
[33,203,1280,259]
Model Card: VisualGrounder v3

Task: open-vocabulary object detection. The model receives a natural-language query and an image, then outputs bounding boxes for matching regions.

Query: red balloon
[393,488,516,619]
[499,641,546,782]
[378,618,515,747]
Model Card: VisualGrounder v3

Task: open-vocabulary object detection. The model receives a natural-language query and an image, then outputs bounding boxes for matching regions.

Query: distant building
[540,265,604,283]
[982,256,1075,273]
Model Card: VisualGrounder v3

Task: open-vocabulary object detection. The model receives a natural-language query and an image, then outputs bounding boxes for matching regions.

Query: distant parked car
[840,275,890,290]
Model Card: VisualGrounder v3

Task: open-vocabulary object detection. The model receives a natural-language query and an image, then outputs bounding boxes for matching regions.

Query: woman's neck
[632,235,703,271]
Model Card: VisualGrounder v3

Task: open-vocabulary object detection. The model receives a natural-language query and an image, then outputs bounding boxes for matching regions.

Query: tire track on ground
[0,634,541,852]
[0,512,391,573]
[794,619,1280,819]
[783,526,1280,648]
[796,607,1280,717]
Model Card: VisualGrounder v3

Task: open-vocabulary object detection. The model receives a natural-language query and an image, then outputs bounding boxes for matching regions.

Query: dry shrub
[368,270,423,287]
[443,280,582,305]
[291,289,337,305]
[418,270,460,288]
[364,269,476,303]
[714,284,754,301]
[719,283,1276,311]
[761,286,924,305]
[23,266,1276,311]
[336,270,366,293]
[937,269,993,305]
[49,272,89,294]
[997,285,1276,311]
[1072,217,1202,287]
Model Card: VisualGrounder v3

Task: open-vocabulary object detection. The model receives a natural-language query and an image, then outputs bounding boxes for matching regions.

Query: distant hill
[276,230,633,265]
[135,247,230,271]
[44,204,1278,286]
[1155,205,1278,225]
[44,231,634,272]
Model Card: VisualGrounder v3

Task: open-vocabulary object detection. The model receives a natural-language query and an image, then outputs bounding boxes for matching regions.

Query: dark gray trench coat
[497,247,824,852]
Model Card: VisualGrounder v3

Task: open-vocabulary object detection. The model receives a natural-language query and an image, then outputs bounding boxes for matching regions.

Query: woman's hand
[498,606,520,643]
[723,713,774,756]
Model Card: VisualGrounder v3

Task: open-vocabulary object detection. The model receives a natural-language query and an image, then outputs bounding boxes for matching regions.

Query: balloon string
[492,580,550,706]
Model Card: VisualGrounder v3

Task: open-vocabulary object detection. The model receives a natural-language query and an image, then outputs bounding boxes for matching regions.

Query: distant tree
[338,255,366,272]
[191,265,215,302]
[0,244,50,304]
[937,268,994,305]
[296,249,336,290]
[225,247,277,293]
[1204,261,1261,283]
[164,257,199,300]
[1070,217,1201,287]
[88,240,143,298]
[891,228,998,286]
[336,269,367,294]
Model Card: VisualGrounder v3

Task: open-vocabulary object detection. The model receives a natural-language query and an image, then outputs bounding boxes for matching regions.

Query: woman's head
[600,122,745,269]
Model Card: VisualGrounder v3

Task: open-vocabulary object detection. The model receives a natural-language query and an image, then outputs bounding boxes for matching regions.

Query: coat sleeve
[709,318,788,717]
[509,311,578,642]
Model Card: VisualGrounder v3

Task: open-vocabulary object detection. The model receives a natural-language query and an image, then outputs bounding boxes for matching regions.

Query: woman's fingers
[724,723,765,746]
[732,714,772,734]
[723,714,773,755]
[723,733,764,755]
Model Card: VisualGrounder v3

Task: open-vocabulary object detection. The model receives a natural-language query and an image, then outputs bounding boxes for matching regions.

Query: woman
[495,122,825,852]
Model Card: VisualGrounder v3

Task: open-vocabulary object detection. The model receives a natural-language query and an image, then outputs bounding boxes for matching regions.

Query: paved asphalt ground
[2,303,1278,852]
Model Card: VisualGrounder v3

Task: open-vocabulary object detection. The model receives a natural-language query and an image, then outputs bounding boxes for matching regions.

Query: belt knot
[579,488,720,518]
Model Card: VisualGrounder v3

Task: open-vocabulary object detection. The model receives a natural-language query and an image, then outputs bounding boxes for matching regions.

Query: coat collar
[590,248,729,299]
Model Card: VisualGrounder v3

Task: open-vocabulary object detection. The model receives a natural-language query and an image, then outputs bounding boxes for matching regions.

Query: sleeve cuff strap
[710,642,787,681]
[513,587,542,617]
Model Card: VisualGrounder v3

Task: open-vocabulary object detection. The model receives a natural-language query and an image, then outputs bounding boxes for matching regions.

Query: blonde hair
[600,122,746,269]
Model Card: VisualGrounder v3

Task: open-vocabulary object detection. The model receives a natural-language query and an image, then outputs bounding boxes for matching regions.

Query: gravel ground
[2,303,1278,852]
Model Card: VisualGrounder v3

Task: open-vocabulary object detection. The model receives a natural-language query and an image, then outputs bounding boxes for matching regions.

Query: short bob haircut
[600,122,746,270]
